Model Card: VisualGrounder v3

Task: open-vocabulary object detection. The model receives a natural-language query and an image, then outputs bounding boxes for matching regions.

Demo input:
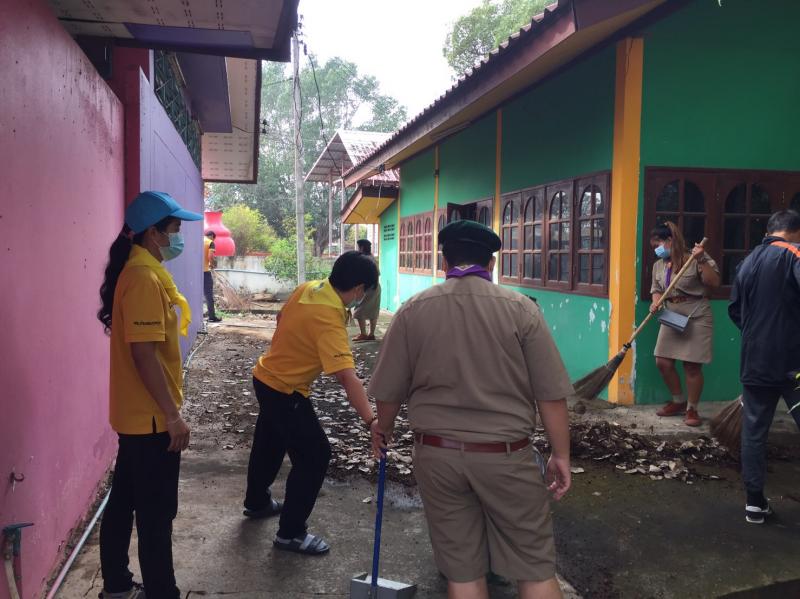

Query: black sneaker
[99,582,145,598]
[745,501,773,524]
[208,316,222,323]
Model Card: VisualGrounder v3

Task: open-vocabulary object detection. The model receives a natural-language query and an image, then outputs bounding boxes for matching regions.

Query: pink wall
[0,1,123,597]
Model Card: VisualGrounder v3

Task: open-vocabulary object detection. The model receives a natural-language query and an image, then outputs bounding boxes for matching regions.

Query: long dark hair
[650,221,687,271]
[97,217,174,333]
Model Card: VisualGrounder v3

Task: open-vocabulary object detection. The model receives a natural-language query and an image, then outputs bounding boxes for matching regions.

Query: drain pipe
[3,523,33,599]
[45,489,111,599]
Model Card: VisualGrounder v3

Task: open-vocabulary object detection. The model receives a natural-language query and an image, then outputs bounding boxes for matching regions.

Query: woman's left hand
[691,244,705,261]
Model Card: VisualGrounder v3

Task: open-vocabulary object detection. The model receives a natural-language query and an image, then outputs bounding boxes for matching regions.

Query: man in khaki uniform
[369,220,573,599]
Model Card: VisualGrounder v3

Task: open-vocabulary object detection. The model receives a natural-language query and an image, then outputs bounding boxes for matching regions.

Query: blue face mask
[159,232,184,261]
[654,243,671,260]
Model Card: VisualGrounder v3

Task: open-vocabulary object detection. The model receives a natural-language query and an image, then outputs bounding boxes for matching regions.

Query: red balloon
[204,211,236,256]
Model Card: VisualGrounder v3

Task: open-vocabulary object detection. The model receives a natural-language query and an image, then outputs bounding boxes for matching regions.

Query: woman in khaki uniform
[649,222,720,426]
[352,239,381,341]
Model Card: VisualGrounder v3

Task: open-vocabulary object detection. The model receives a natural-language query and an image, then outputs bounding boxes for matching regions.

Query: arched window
[424,217,432,270]
[576,184,606,287]
[399,223,406,268]
[547,187,571,284]
[721,182,773,284]
[522,190,543,283]
[478,206,490,227]
[654,178,706,246]
[414,218,423,269]
[436,212,446,273]
[501,197,520,280]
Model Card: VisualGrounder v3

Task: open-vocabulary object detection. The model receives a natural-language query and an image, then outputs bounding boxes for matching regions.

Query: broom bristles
[573,349,629,400]
[710,396,743,457]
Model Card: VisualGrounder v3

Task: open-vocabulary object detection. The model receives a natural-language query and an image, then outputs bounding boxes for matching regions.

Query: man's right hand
[167,415,191,452]
[545,455,571,500]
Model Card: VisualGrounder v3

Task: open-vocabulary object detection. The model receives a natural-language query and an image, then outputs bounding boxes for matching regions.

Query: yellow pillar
[608,38,644,405]
[432,146,440,284]
[493,109,503,281]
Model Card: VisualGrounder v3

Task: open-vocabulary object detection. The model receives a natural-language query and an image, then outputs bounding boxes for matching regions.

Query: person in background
[369,221,572,599]
[352,238,381,341]
[649,222,720,426]
[203,230,221,323]
[729,210,800,524]
[96,191,202,599]
[243,251,383,555]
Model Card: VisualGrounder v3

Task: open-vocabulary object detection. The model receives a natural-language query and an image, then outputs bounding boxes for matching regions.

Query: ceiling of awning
[305,130,398,183]
[201,58,260,183]
[342,185,399,224]
[47,0,298,60]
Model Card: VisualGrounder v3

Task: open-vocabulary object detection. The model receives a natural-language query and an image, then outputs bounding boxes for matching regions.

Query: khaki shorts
[413,442,555,583]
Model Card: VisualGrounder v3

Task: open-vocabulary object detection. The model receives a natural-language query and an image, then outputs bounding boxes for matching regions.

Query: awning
[48,0,298,60]
[342,184,399,224]
[201,58,261,183]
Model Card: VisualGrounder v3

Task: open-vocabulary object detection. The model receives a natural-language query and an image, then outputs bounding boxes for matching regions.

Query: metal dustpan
[350,452,416,599]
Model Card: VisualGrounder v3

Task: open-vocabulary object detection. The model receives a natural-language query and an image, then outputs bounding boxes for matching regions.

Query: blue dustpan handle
[371,450,387,591]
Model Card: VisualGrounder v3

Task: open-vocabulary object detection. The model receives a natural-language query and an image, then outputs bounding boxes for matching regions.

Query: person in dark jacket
[729,210,800,524]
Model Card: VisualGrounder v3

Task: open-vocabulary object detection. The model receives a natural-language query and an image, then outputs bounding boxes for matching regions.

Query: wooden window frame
[436,208,447,277]
[521,186,545,287]
[642,167,800,300]
[503,172,610,297]
[398,216,414,274]
[500,193,521,285]
[574,174,610,295]
[544,180,574,291]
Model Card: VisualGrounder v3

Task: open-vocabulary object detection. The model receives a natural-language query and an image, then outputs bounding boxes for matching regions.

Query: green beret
[438,219,502,252]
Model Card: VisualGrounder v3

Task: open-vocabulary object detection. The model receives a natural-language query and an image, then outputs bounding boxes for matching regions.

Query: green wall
[634,0,800,404]
[399,148,435,216]
[439,112,496,204]
[501,44,616,192]
[379,202,398,312]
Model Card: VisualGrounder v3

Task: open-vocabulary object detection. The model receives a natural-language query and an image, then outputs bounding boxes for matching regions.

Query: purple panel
[138,70,205,355]
[125,23,254,48]
[177,53,232,133]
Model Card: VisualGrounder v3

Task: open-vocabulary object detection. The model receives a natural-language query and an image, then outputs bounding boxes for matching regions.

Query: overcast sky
[300,0,485,120]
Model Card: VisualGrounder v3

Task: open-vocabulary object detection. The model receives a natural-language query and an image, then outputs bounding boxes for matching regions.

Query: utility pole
[292,31,305,283]
[327,172,333,257]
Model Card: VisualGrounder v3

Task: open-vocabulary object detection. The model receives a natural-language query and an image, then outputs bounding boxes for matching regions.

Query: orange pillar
[608,38,644,405]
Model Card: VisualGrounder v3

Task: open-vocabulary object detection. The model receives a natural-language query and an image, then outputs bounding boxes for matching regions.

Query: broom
[710,396,743,457]
[573,237,708,400]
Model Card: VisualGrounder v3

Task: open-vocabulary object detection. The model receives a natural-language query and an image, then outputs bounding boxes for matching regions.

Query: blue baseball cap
[125,191,203,234]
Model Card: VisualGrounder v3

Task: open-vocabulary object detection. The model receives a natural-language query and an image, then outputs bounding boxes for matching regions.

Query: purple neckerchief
[446,264,493,282]
[665,264,672,287]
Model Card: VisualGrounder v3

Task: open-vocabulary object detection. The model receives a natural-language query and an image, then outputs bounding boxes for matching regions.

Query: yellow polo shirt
[109,265,183,434]
[203,237,215,272]
[254,279,355,397]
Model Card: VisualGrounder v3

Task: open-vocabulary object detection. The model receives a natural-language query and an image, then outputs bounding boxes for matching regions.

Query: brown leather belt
[414,433,530,453]
[666,295,702,304]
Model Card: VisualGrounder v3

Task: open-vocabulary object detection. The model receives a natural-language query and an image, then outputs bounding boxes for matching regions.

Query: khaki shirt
[650,253,719,317]
[368,275,573,442]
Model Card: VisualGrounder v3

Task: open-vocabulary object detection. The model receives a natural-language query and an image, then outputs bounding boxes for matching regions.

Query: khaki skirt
[353,282,381,321]
[653,299,713,364]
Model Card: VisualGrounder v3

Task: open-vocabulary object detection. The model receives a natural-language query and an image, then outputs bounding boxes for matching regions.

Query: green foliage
[443,0,551,76]
[221,205,274,255]
[207,57,408,255]
[264,214,334,284]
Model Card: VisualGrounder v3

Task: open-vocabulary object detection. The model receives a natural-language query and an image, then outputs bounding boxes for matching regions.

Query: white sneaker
[745,502,773,524]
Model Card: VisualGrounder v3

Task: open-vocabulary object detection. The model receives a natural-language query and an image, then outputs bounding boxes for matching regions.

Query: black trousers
[100,432,181,599]
[203,271,216,319]
[244,378,331,539]
[741,382,800,497]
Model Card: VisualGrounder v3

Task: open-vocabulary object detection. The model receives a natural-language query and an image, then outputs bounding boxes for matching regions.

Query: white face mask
[346,289,365,309]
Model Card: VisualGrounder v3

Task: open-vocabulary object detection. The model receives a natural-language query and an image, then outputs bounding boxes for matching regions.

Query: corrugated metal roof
[305,130,398,183]
[344,1,563,180]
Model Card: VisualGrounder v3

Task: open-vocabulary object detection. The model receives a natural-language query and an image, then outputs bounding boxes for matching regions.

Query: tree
[443,0,551,77]
[221,205,275,255]
[207,56,408,255]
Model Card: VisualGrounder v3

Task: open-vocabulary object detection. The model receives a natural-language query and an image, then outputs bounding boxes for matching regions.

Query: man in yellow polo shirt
[243,251,382,555]
[203,231,221,322]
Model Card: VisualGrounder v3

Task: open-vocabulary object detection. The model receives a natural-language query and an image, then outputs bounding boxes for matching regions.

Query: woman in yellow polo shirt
[96,191,202,599]
[244,251,383,555]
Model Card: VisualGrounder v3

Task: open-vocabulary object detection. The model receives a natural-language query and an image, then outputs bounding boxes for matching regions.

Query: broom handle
[626,237,708,346]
